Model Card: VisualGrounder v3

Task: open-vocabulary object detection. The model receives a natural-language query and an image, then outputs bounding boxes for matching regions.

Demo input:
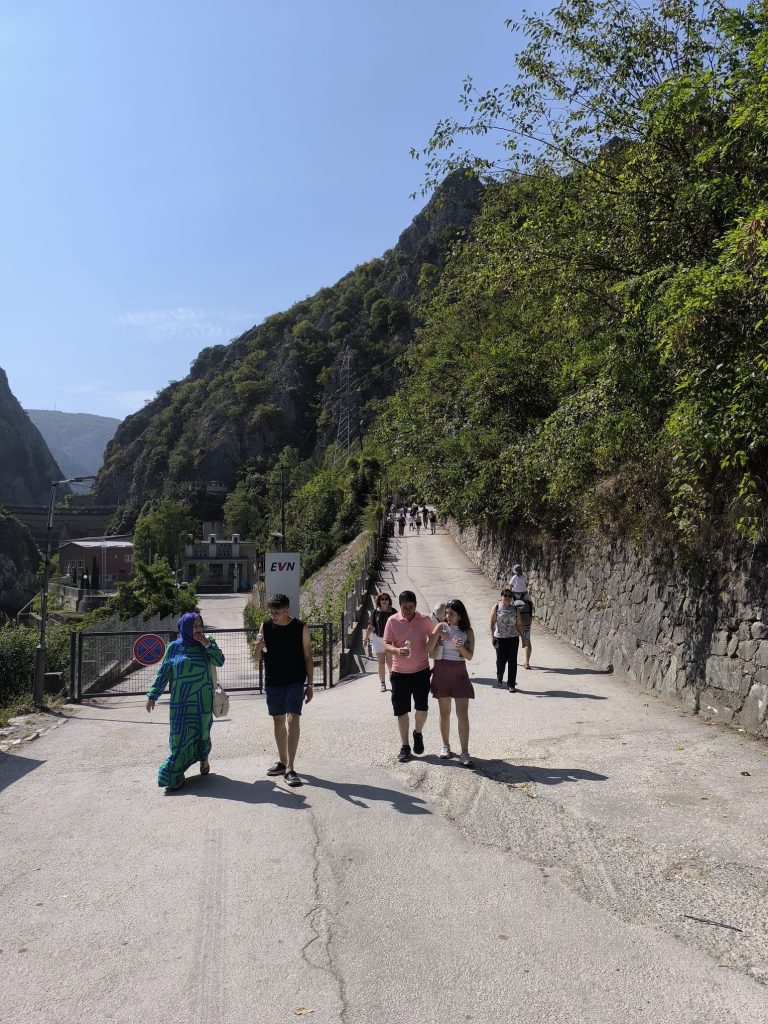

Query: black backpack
[514,598,534,627]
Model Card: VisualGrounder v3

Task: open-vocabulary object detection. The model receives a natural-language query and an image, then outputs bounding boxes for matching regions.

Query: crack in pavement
[298,809,349,1024]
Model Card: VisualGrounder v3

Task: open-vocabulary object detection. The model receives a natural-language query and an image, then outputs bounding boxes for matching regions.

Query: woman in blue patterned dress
[145,612,225,791]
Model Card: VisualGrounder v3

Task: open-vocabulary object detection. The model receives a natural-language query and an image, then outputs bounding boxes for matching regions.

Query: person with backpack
[429,510,437,534]
[488,589,524,690]
[515,593,534,670]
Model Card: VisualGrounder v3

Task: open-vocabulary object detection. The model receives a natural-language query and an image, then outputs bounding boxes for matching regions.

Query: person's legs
[523,634,532,668]
[438,697,452,745]
[397,714,410,744]
[455,698,470,752]
[495,641,507,686]
[509,637,520,687]
[286,713,301,771]
[272,714,288,765]
[376,652,386,685]
[392,674,413,756]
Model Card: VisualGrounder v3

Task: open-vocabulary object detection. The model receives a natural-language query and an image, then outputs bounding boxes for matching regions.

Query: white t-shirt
[440,623,467,661]
[509,573,528,594]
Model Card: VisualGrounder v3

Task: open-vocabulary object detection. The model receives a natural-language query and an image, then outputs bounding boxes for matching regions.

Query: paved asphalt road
[1,530,767,1023]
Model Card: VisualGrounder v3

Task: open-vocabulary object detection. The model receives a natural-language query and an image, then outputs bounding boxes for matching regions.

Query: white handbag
[211,666,230,718]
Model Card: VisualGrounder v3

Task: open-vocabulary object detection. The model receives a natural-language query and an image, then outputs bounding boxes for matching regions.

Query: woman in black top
[364,593,396,692]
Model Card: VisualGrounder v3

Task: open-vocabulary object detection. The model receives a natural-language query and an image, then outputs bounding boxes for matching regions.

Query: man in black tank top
[254,593,314,787]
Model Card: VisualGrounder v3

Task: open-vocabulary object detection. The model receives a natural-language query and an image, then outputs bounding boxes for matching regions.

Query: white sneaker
[459,751,474,767]
[380,681,386,692]
[439,744,453,759]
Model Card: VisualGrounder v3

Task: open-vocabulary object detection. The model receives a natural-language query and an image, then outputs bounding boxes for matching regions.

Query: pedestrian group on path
[145,551,534,790]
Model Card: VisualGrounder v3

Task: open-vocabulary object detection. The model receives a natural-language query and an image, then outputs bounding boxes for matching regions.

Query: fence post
[68,630,77,701]
[76,631,83,702]
[328,621,334,687]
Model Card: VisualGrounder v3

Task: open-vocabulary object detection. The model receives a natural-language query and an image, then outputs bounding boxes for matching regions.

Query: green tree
[132,499,198,568]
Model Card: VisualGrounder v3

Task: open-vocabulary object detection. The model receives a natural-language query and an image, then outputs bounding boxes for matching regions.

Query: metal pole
[280,466,286,549]
[32,480,58,706]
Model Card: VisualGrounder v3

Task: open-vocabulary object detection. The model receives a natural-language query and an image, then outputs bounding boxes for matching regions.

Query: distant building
[59,535,133,589]
[182,532,258,592]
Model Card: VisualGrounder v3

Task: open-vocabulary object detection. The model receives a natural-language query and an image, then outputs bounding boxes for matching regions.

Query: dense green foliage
[0,621,71,713]
[373,0,768,547]
[132,498,198,566]
[105,558,198,620]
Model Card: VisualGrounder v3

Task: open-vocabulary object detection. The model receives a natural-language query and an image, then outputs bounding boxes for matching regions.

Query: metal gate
[70,624,333,700]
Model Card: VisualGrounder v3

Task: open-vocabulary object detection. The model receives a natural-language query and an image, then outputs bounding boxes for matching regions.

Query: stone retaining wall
[451,523,768,738]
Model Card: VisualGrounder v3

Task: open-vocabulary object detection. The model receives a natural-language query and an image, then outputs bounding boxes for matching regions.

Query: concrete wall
[451,523,768,738]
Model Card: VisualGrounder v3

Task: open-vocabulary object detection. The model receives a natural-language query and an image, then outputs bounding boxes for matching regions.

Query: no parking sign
[133,634,167,666]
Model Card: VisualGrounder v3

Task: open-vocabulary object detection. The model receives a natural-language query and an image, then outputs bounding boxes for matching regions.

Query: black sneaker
[397,745,412,763]
[284,770,302,787]
[266,761,286,776]
[412,731,425,755]
[508,684,516,692]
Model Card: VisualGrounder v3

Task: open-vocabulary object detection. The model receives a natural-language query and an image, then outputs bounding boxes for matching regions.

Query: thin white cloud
[112,306,250,342]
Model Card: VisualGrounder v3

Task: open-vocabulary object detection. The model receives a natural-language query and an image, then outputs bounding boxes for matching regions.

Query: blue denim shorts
[265,683,305,717]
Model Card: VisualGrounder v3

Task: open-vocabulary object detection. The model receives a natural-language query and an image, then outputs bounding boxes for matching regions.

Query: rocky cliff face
[96,173,484,524]
[0,368,68,505]
[0,510,40,615]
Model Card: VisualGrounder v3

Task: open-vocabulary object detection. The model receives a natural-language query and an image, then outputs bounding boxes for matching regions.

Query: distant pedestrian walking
[429,511,437,534]
[254,593,314,787]
[145,612,225,791]
[364,593,396,692]
[414,514,422,535]
[398,513,406,536]
[489,589,523,691]
[383,591,436,762]
[515,594,534,670]
[508,563,528,599]
[430,598,475,766]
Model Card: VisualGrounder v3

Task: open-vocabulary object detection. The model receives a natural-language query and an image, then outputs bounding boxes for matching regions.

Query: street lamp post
[32,475,96,707]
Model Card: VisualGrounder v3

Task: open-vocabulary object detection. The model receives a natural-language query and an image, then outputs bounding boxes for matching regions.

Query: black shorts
[390,669,431,717]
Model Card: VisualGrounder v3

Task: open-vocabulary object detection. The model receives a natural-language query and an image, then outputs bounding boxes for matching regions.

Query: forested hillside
[26,410,119,482]
[370,0,768,552]
[96,173,483,552]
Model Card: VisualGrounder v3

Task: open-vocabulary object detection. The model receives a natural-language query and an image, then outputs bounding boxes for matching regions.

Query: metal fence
[70,624,333,700]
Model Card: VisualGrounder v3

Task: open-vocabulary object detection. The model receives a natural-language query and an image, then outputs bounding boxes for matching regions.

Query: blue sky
[1,1,524,419]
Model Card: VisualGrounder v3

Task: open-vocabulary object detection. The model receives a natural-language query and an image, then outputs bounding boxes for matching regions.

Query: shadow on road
[478,759,608,785]
[299,773,431,815]
[537,666,612,676]
[515,688,608,700]
[173,774,309,809]
[471,676,607,699]
[0,752,46,794]
[419,755,608,785]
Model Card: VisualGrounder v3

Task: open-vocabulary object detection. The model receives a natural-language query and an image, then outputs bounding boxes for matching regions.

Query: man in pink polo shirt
[383,590,438,762]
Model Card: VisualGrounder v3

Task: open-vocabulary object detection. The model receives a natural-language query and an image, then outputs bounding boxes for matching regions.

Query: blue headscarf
[177,612,201,646]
